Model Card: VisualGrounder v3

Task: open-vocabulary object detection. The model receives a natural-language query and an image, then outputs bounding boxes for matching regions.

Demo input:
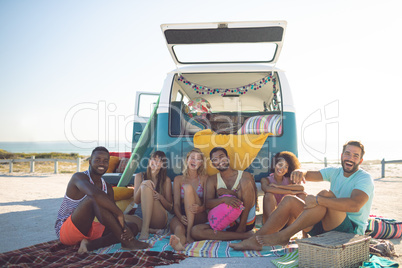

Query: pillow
[181,112,208,133]
[237,114,282,135]
[113,186,134,201]
[115,198,134,212]
[116,157,130,173]
[208,195,244,231]
[106,156,120,173]
[182,103,190,115]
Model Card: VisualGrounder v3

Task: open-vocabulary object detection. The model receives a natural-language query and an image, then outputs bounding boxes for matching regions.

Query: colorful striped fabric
[95,229,298,258]
[270,250,299,268]
[237,114,282,135]
[366,217,402,239]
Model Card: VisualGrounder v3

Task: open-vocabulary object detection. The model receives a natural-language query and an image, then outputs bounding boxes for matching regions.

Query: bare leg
[232,190,347,250]
[182,184,204,243]
[255,203,327,247]
[78,222,149,253]
[72,197,149,252]
[230,195,305,251]
[235,176,256,233]
[138,183,154,240]
[191,224,254,241]
[169,216,186,250]
[262,193,277,224]
[138,182,168,240]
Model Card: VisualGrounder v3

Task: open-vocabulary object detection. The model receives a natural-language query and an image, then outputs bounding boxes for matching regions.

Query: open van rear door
[161,21,286,66]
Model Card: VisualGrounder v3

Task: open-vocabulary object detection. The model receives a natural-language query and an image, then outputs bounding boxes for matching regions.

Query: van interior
[169,72,283,136]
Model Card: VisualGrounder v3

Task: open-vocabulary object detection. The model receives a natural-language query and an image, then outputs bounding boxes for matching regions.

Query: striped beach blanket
[95,229,298,258]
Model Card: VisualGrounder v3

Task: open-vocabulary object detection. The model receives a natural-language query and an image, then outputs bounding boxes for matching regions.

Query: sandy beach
[0,162,401,266]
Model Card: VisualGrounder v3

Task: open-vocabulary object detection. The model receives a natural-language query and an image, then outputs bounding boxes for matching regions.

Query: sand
[0,162,401,266]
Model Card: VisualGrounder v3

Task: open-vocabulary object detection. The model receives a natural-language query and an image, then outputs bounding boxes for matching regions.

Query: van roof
[161,21,287,66]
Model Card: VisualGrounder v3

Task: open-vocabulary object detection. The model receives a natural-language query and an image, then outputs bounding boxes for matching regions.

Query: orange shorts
[59,215,105,245]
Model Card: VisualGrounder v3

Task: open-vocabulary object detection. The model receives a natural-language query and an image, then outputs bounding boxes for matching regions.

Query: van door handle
[134,132,142,142]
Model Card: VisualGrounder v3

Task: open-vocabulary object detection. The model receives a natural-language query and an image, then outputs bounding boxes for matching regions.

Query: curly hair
[270,151,300,177]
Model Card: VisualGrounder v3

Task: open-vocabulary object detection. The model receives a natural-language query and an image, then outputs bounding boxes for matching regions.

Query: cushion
[237,114,282,135]
[116,157,129,173]
[109,152,131,158]
[181,112,208,133]
[194,129,270,175]
[106,156,120,173]
[113,186,134,201]
[115,197,134,212]
[208,195,244,231]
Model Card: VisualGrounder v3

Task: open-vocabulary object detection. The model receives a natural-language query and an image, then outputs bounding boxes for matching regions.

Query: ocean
[0,140,400,162]
[0,141,133,156]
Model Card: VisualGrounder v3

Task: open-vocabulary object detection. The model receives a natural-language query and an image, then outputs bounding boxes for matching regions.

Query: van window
[169,72,282,136]
[175,91,183,102]
[173,43,277,64]
[138,93,159,118]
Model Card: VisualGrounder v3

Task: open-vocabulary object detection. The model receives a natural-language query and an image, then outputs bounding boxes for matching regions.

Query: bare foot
[78,239,89,254]
[255,233,289,247]
[138,231,149,240]
[229,236,262,251]
[169,235,185,251]
[121,239,150,250]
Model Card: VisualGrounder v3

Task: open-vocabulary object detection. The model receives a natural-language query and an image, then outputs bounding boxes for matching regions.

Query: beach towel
[0,239,186,268]
[361,254,400,268]
[193,129,270,175]
[95,229,298,258]
[270,250,299,268]
[366,216,402,239]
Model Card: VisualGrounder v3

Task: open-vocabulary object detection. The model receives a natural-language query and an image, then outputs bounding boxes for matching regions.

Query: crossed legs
[230,190,346,250]
[71,196,149,253]
[191,178,256,241]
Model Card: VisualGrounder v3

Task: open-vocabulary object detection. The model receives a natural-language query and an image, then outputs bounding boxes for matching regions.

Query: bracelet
[316,195,319,205]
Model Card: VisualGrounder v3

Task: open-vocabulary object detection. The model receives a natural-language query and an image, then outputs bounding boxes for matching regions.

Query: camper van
[105,21,298,187]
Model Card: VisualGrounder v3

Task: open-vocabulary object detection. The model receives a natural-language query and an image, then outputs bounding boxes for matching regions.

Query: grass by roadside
[0,149,90,174]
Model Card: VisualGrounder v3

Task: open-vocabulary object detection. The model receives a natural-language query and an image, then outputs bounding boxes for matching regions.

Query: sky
[1,0,401,161]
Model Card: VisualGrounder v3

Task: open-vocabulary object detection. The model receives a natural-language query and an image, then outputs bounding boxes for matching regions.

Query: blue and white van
[110,21,297,187]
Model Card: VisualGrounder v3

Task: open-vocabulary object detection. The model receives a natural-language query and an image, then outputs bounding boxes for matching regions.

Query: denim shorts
[133,203,174,227]
[134,203,143,219]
